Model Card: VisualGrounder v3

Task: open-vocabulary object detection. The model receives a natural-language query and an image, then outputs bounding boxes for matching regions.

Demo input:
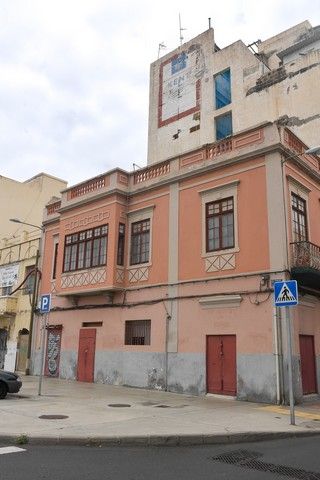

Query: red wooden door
[77,329,96,383]
[299,335,317,395]
[207,335,236,395]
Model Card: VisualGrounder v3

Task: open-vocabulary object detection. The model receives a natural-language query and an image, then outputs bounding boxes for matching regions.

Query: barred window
[63,225,108,272]
[130,219,150,265]
[125,320,151,345]
[117,223,125,266]
[292,193,308,242]
[206,197,234,251]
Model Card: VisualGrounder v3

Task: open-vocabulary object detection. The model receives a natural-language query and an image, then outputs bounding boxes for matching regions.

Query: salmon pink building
[34,22,320,404]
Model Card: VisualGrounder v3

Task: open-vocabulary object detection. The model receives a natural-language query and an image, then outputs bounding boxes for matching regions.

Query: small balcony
[0,296,18,316]
[290,241,320,290]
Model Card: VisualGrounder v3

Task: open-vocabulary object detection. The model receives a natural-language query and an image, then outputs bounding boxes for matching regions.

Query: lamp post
[305,146,320,155]
[9,218,43,375]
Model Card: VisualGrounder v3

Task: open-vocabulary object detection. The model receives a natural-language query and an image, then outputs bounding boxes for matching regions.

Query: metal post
[38,313,47,396]
[285,306,295,425]
[25,248,40,375]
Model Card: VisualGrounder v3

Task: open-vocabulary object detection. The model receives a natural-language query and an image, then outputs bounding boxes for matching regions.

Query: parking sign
[40,294,51,313]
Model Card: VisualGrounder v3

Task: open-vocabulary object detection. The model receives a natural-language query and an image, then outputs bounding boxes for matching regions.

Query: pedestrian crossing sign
[274,280,298,307]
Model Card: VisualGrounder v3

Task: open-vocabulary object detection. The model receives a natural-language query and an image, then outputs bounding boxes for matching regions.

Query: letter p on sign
[40,294,51,313]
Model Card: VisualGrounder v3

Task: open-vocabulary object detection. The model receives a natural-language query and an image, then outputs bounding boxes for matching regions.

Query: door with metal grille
[0,329,8,369]
[299,335,317,395]
[207,335,236,395]
[77,328,96,383]
[45,326,62,377]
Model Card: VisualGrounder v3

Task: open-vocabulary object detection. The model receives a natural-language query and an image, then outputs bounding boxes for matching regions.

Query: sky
[0,0,319,187]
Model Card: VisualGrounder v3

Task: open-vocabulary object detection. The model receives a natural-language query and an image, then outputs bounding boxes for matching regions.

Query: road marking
[259,405,320,420]
[0,447,26,455]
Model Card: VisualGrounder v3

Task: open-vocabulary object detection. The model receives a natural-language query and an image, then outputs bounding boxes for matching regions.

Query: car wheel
[0,381,7,399]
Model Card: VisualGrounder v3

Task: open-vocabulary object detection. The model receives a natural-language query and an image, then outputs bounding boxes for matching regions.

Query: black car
[0,370,22,399]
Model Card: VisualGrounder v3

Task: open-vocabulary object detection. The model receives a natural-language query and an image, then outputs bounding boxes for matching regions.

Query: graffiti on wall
[45,327,62,377]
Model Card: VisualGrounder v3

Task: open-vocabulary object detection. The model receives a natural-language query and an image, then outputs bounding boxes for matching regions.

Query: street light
[9,218,43,375]
[9,218,44,231]
[305,146,320,155]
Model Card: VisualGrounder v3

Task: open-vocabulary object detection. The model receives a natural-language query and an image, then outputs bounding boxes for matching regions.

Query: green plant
[16,434,29,445]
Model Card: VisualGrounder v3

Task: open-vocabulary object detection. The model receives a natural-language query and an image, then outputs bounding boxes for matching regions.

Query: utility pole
[25,248,40,375]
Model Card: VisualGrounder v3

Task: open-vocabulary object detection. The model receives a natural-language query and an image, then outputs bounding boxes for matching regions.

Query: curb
[1,430,320,447]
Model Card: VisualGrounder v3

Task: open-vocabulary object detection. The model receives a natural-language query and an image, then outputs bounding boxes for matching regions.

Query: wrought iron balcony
[290,241,320,290]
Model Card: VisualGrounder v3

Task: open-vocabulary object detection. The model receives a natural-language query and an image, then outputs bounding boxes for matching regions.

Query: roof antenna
[179,13,186,46]
[158,42,166,59]
[208,17,211,29]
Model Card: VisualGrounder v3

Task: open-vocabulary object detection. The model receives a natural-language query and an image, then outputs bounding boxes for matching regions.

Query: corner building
[35,21,320,404]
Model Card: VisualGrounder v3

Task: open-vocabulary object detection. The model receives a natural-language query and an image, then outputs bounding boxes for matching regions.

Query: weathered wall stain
[277,113,320,127]
[246,61,320,96]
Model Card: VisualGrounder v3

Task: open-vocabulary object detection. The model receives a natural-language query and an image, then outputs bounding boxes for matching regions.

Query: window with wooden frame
[52,242,59,279]
[125,320,151,345]
[63,225,108,273]
[117,223,125,266]
[215,112,232,140]
[130,219,150,265]
[291,193,308,242]
[23,265,36,295]
[215,68,231,109]
[206,197,234,252]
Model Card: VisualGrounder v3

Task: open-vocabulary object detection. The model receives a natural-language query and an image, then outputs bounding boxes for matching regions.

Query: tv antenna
[179,13,186,46]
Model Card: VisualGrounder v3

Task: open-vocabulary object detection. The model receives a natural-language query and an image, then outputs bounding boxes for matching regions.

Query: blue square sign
[274,280,298,307]
[40,294,51,313]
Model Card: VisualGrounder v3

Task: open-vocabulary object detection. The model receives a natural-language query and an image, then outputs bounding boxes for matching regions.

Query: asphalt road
[1,436,320,480]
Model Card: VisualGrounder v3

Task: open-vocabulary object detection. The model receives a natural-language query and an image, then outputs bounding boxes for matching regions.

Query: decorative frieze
[205,253,236,272]
[116,269,125,283]
[61,268,106,289]
[128,267,149,283]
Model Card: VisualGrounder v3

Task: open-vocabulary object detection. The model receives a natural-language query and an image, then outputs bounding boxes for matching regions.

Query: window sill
[128,262,152,269]
[202,247,239,258]
[62,265,107,276]
[215,102,232,113]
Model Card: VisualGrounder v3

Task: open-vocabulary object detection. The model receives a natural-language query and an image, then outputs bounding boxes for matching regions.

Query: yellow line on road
[259,405,320,420]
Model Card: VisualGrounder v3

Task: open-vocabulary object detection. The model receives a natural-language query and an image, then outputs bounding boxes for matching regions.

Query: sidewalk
[1,376,320,446]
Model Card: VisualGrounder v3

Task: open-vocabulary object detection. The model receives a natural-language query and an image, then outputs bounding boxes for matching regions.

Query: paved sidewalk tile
[0,376,319,445]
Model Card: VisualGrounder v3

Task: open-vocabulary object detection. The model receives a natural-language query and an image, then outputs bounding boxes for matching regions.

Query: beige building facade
[148,21,320,164]
[0,173,67,372]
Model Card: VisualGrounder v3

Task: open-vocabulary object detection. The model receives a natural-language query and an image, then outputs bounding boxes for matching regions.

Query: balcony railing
[290,241,320,271]
[69,175,107,199]
[0,296,17,316]
[133,161,170,185]
[47,201,61,215]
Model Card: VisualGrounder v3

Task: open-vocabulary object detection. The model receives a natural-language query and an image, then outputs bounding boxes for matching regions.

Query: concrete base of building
[32,350,288,404]
[237,354,277,404]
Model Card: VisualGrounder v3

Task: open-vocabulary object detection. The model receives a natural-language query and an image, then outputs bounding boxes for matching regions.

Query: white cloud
[0,0,318,185]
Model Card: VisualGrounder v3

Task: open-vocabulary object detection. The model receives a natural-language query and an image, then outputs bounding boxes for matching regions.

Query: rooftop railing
[69,175,107,199]
[46,201,61,215]
[133,161,170,184]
